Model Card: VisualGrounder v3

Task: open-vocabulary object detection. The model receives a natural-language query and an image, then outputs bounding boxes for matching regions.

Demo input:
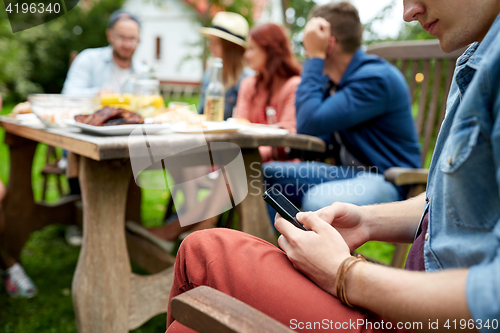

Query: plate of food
[226,118,290,135]
[66,107,171,136]
[171,121,241,134]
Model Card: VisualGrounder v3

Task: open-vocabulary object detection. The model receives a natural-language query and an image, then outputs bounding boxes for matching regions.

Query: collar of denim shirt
[455,13,500,94]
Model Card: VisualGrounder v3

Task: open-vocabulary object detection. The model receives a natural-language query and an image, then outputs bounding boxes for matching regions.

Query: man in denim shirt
[269,0,500,329]
[165,0,500,331]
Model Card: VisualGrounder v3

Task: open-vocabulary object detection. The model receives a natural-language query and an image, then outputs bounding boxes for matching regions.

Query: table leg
[126,176,142,224]
[62,152,142,225]
[72,157,132,333]
[237,149,277,245]
[0,134,76,267]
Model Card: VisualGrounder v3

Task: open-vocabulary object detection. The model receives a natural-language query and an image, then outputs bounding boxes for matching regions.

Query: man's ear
[327,36,337,55]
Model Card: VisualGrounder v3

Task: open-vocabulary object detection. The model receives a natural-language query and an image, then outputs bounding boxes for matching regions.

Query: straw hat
[199,12,249,47]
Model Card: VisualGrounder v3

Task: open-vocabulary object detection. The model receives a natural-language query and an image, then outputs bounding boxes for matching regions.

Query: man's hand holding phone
[263,186,371,296]
[275,211,351,297]
[314,203,371,252]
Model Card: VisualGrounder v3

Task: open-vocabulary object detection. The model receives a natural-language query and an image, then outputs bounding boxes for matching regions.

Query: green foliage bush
[0,0,125,104]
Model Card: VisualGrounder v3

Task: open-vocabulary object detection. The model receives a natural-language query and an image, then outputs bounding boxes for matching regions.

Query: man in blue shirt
[61,10,148,248]
[263,2,421,213]
[62,10,148,96]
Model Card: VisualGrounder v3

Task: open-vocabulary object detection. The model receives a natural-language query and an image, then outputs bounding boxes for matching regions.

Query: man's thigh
[169,229,369,332]
[301,173,402,211]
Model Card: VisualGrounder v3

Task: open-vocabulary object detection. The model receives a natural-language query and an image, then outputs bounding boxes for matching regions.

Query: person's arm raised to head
[296,17,398,136]
[296,75,390,136]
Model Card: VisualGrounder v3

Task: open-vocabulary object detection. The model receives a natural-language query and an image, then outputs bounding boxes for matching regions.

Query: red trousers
[167,229,410,332]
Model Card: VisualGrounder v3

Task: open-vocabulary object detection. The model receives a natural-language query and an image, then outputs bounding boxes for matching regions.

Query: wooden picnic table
[0,118,324,333]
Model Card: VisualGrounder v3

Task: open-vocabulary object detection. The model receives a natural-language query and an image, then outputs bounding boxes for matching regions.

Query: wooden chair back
[366,40,467,167]
[365,40,467,268]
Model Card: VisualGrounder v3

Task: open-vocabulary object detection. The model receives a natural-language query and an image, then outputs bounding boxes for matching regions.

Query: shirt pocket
[440,116,499,230]
[440,117,480,173]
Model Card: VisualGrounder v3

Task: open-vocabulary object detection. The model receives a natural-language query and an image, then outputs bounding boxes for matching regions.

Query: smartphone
[263,186,307,231]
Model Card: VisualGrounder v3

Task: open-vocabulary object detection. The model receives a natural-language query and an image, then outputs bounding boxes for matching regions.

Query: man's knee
[180,228,246,255]
[182,228,232,246]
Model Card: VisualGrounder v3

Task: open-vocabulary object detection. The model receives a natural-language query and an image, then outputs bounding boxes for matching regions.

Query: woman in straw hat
[145,13,253,242]
[198,11,254,119]
[236,23,302,161]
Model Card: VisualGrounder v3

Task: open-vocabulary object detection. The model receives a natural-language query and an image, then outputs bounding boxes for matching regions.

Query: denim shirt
[61,46,149,96]
[425,13,500,329]
[198,67,254,119]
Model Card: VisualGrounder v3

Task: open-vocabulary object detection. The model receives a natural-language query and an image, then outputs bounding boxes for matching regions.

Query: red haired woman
[236,23,302,161]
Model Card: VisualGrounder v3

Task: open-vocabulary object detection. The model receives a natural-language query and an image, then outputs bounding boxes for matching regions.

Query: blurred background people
[235,23,301,162]
[61,10,148,96]
[264,2,421,216]
[61,10,148,246]
[146,12,254,243]
[198,12,253,119]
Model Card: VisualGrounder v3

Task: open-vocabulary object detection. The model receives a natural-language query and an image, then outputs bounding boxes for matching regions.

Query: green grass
[163,96,201,109]
[0,101,394,332]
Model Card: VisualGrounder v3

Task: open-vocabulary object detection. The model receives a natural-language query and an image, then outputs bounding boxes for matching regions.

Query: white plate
[64,119,172,136]
[171,121,241,134]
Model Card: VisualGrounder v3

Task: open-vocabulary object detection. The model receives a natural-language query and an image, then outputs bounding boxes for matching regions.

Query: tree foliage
[0,0,437,104]
[396,22,436,41]
[363,0,436,44]
[282,0,316,57]
[0,0,124,103]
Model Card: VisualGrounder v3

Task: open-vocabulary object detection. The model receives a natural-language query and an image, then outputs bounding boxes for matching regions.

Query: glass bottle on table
[204,58,225,122]
[265,106,278,125]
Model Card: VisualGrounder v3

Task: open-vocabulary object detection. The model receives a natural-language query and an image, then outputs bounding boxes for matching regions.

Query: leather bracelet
[335,254,367,307]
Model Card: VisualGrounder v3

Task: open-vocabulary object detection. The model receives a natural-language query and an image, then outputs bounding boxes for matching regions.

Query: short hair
[108,10,141,29]
[309,1,363,54]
